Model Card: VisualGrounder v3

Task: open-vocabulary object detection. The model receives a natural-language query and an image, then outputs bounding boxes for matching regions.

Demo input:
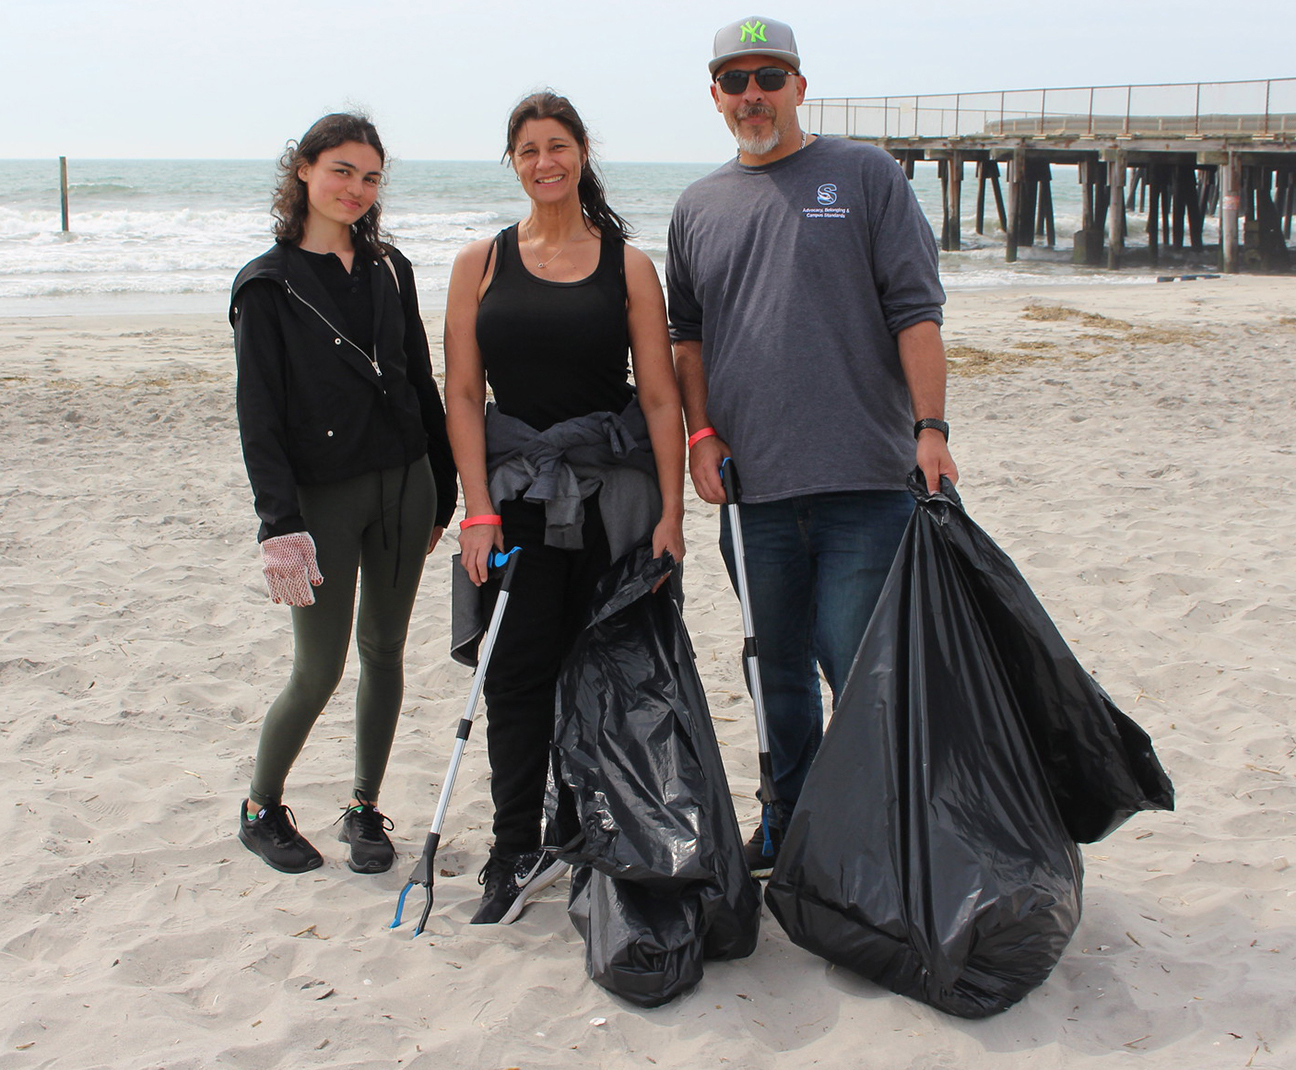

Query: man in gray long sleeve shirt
[667,16,958,877]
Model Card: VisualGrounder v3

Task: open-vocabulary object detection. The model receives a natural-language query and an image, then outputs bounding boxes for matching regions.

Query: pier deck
[799,78,1296,272]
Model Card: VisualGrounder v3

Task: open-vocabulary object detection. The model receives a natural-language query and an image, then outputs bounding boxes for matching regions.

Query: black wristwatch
[913,418,950,441]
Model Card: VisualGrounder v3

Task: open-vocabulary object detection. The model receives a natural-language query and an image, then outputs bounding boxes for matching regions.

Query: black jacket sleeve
[391,251,458,528]
[233,280,308,542]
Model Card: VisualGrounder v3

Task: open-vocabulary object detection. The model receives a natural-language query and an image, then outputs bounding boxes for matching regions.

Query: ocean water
[0,157,1211,316]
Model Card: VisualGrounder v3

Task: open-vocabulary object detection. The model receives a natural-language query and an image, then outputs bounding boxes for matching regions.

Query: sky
[4,0,1294,162]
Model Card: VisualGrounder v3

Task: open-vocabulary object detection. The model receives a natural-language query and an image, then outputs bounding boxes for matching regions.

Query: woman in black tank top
[475,224,633,430]
[444,92,686,925]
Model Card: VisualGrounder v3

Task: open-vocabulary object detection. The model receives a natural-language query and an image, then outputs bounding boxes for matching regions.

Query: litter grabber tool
[391,546,521,936]
[719,458,781,855]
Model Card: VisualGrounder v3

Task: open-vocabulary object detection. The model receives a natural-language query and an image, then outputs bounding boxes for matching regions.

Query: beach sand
[1,276,1293,1068]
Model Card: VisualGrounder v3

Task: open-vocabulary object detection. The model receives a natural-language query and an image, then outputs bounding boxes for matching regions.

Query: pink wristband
[687,427,717,449]
[459,514,502,530]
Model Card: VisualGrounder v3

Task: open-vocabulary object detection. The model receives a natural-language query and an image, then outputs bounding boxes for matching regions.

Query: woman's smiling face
[297,141,384,229]
[510,118,585,205]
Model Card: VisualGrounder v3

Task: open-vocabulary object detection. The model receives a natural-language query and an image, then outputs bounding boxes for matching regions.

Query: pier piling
[59,157,69,233]
[1221,154,1240,272]
[1107,153,1127,269]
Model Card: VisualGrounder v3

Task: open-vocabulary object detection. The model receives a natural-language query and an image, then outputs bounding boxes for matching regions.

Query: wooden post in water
[1184,165,1206,249]
[60,157,70,233]
[1164,166,1177,250]
[1220,153,1240,273]
[1018,163,1038,248]
[987,161,1007,232]
[1074,158,1095,265]
[1005,147,1024,262]
[1172,165,1188,249]
[1278,171,1293,240]
[937,158,951,250]
[1147,166,1161,267]
[1106,151,1127,269]
[1199,167,1219,218]
[1037,163,1055,247]
[948,152,963,251]
[975,160,987,234]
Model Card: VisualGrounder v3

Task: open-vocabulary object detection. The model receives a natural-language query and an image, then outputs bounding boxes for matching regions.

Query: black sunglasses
[714,66,798,95]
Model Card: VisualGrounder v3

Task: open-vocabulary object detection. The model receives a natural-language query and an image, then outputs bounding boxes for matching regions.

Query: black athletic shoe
[239,802,323,874]
[744,823,780,879]
[469,848,569,925]
[336,803,395,874]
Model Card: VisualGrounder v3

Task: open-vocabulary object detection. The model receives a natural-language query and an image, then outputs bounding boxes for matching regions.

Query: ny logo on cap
[740,20,768,43]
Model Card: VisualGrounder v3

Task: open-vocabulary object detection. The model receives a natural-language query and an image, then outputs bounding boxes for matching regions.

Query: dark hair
[272,113,388,256]
[504,91,633,242]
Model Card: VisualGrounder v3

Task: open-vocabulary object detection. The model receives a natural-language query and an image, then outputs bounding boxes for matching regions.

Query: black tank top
[476,224,633,431]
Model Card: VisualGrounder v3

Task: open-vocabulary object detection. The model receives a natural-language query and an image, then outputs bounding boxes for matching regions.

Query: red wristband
[459,514,502,530]
[687,427,717,449]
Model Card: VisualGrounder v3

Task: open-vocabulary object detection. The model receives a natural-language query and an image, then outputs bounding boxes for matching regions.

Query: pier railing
[800,78,1296,140]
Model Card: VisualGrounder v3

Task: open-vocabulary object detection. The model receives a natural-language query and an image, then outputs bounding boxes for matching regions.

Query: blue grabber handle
[719,458,782,854]
[489,546,521,590]
[391,546,522,935]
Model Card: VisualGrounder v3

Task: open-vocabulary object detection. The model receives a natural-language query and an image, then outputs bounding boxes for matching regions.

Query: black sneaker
[469,848,569,925]
[239,802,323,874]
[336,803,395,874]
[744,823,781,880]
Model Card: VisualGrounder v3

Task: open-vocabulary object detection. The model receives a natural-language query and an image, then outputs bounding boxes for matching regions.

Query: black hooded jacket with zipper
[230,241,457,541]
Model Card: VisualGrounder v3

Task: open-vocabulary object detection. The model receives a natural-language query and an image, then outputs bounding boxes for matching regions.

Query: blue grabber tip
[390,882,415,930]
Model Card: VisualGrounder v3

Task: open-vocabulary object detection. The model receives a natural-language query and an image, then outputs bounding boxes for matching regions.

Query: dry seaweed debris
[945,343,1059,377]
[1124,326,1201,346]
[1022,305,1133,330]
[1020,304,1207,350]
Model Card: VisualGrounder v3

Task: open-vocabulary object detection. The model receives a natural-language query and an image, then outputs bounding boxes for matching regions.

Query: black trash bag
[552,547,761,1007]
[895,474,1174,843]
[765,473,1174,1019]
[567,864,705,1010]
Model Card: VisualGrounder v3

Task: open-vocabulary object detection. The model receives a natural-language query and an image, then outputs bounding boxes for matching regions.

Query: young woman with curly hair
[231,113,456,875]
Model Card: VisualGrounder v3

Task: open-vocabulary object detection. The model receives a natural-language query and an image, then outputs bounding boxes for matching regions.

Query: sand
[1,275,1293,1069]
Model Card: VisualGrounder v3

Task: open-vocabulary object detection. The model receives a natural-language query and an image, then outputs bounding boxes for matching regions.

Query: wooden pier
[800,78,1296,272]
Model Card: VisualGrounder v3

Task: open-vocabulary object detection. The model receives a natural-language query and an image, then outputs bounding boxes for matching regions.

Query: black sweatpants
[482,495,611,856]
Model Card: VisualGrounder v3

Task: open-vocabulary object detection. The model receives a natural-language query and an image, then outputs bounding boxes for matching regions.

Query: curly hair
[504,91,632,242]
[271,113,388,256]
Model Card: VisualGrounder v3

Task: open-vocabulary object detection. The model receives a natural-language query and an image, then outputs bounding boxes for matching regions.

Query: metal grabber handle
[391,547,522,936]
[719,459,781,849]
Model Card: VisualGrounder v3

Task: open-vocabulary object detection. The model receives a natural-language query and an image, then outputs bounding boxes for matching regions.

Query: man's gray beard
[728,104,785,156]
[734,127,781,156]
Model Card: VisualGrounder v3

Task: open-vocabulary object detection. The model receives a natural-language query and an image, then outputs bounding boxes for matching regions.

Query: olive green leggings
[248,457,435,807]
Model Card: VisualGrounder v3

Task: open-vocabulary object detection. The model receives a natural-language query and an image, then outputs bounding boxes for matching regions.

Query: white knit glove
[260,532,324,606]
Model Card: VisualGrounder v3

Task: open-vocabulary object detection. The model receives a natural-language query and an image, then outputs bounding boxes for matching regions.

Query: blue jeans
[719,490,913,826]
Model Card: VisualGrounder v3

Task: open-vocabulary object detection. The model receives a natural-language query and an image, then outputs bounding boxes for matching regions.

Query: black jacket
[231,241,457,540]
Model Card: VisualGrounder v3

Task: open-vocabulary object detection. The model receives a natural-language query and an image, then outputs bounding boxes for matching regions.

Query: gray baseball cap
[709,16,800,75]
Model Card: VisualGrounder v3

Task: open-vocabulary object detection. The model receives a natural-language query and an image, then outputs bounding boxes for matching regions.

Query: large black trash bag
[552,547,760,1007]
[765,474,1174,1019]
[903,471,1174,841]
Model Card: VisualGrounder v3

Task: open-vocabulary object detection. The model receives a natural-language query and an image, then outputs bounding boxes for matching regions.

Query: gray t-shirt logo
[804,183,849,220]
